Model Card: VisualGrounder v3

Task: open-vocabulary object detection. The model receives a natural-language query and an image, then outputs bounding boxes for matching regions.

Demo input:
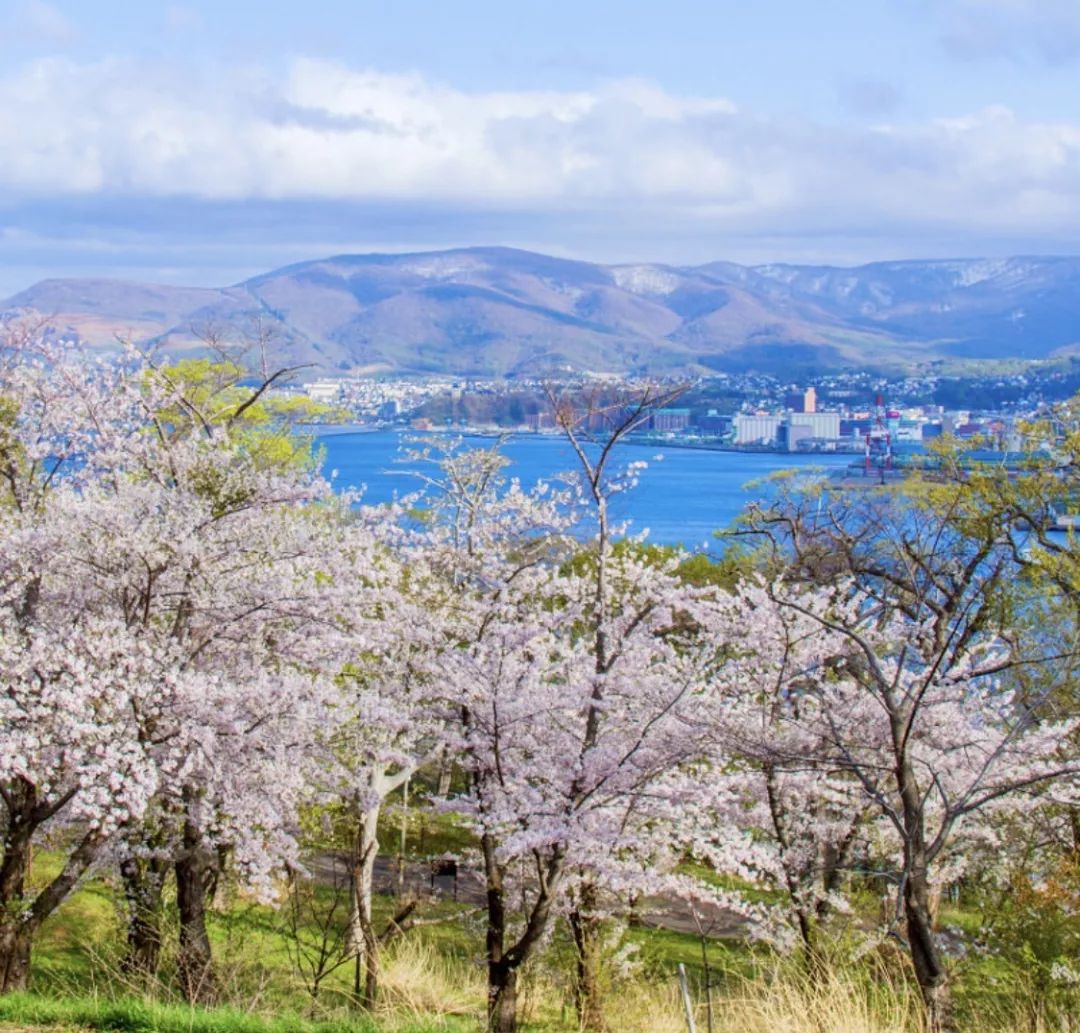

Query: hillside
[6,248,1080,375]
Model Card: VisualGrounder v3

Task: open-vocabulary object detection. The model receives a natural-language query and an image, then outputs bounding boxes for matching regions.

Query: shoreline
[307,422,864,458]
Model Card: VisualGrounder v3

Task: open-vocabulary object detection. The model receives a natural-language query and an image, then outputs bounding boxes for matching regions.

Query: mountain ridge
[5,247,1080,376]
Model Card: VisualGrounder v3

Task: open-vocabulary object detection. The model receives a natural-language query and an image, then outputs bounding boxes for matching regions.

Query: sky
[2,0,1080,293]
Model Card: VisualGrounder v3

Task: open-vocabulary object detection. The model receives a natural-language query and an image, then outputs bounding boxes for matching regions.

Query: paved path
[314,853,747,939]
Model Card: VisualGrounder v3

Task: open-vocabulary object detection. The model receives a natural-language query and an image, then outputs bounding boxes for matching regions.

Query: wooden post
[700,937,714,1033]
[678,963,698,1033]
[397,776,409,896]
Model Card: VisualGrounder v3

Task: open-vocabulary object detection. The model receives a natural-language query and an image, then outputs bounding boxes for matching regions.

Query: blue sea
[315,430,854,551]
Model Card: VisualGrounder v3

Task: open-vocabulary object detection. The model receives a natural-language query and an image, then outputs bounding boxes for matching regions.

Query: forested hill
[6,248,1080,376]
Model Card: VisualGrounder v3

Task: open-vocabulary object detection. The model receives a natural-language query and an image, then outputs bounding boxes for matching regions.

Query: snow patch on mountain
[612,265,680,296]
[399,255,487,280]
[951,259,1013,288]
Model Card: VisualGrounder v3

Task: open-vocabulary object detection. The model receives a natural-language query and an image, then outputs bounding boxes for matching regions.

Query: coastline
[305,421,866,458]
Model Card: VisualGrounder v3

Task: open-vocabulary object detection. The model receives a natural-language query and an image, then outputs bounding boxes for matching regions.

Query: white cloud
[1,55,1080,248]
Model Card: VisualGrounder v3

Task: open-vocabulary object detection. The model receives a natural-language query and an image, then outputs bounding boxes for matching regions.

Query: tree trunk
[347,803,382,1008]
[904,868,953,1033]
[0,789,35,993]
[0,779,107,997]
[793,905,827,978]
[175,845,218,1004]
[889,704,954,1033]
[361,916,379,1009]
[1,810,105,995]
[435,748,453,798]
[482,832,516,1033]
[489,961,518,1033]
[344,767,416,1008]
[568,902,607,1032]
[120,854,168,981]
[764,763,825,978]
[478,825,564,1032]
[0,922,31,993]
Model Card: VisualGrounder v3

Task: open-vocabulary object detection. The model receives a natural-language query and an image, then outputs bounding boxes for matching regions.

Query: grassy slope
[11,814,1074,1033]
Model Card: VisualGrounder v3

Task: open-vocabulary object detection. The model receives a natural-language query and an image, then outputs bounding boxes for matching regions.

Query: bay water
[316,429,853,551]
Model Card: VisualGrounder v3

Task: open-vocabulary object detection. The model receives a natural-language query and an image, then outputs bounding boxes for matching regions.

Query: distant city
[296,362,1080,456]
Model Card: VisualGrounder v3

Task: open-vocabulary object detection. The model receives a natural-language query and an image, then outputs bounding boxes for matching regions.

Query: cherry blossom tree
[740,480,1080,1032]
[0,326,372,998]
[0,327,162,990]
[691,581,876,965]
[547,382,720,1031]
[324,548,446,1009]
[420,388,732,1033]
[398,436,578,1032]
[0,610,164,990]
[62,404,365,1001]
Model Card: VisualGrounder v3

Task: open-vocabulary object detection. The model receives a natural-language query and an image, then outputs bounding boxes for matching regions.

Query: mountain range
[5,248,1080,376]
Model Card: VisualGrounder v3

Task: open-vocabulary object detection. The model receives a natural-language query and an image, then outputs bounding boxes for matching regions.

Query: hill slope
[6,248,1080,375]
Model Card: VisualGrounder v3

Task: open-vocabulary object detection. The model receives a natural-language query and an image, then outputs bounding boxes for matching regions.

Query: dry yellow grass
[597,980,687,1033]
[709,970,926,1033]
[323,939,1068,1033]
[376,939,485,1026]
[370,943,928,1033]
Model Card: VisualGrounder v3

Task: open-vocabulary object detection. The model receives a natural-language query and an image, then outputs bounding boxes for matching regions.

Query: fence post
[678,963,698,1033]
[700,936,714,1033]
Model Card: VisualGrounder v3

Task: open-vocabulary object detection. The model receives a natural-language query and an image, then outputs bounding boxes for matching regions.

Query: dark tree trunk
[483,832,516,1033]
[175,842,218,1004]
[0,788,35,993]
[120,854,168,981]
[794,907,823,974]
[893,741,954,1033]
[0,776,106,996]
[765,764,825,977]
[568,903,607,1032]
[0,923,31,994]
[1,584,43,992]
[479,836,563,1033]
[488,961,518,1033]
[904,865,953,1033]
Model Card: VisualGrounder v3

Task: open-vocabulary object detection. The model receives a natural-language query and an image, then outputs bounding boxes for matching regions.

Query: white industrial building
[788,411,840,439]
[734,410,841,447]
[733,414,784,445]
[303,380,342,402]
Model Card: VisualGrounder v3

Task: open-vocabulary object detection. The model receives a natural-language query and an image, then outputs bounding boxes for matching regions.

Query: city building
[787,411,840,440]
[784,386,817,413]
[650,408,691,432]
[698,410,732,435]
[303,380,342,402]
[734,414,783,445]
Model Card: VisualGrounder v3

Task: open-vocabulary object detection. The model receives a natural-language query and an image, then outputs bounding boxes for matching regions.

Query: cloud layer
[1,52,1080,291]
[3,56,1080,237]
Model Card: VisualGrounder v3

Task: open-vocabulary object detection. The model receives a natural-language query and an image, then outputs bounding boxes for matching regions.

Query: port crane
[865,393,895,483]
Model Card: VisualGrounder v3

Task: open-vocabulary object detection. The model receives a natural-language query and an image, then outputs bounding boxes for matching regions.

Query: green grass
[0,991,461,1033]
[25,851,481,1018]
[15,847,1079,1033]
[382,804,478,861]
[675,860,786,907]
[625,923,762,987]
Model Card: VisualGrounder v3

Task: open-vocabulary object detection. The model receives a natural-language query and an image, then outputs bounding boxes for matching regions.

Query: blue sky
[2,0,1080,292]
